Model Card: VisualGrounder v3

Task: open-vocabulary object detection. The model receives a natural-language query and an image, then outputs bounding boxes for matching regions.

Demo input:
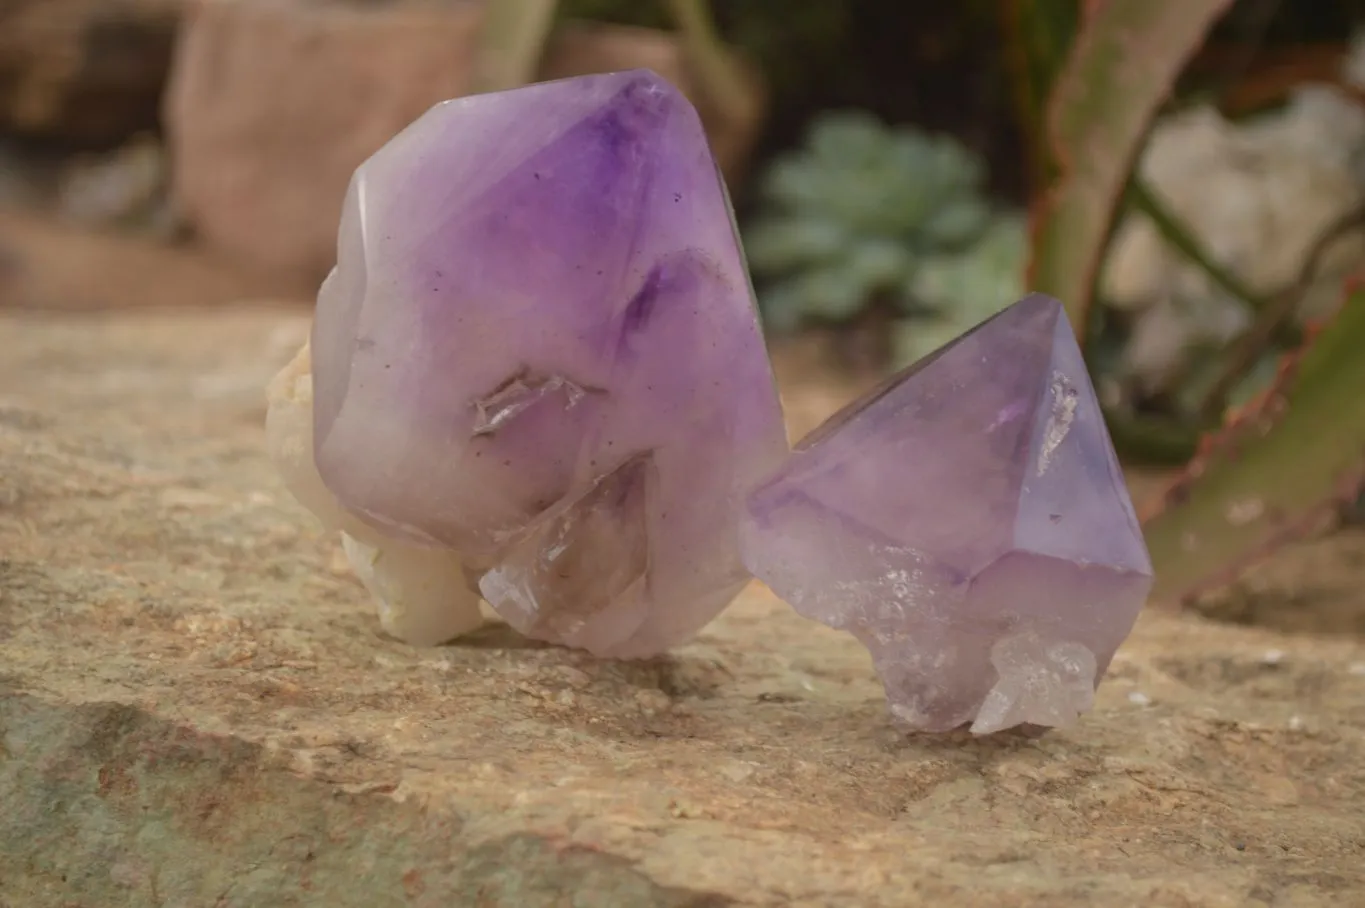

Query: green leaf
[1027,0,1235,341]
[926,135,986,191]
[747,108,1008,335]
[1141,285,1365,606]
[893,316,973,368]
[755,281,810,333]
[807,110,887,166]
[844,239,914,290]
[759,155,829,210]
[919,198,991,249]
[759,265,871,326]
[1001,0,1081,188]
[912,216,1027,315]
[743,219,849,274]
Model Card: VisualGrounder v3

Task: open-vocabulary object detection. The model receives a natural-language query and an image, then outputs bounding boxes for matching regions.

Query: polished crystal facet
[305,70,788,655]
[740,294,1153,734]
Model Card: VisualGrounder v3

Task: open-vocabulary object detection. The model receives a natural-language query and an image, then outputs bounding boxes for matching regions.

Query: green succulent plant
[743,109,1025,365]
[895,213,1028,365]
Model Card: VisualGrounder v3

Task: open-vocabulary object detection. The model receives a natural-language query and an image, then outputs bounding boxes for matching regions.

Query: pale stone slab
[2,309,1364,906]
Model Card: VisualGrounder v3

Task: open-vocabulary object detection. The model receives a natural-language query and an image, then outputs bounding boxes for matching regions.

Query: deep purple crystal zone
[307,70,787,657]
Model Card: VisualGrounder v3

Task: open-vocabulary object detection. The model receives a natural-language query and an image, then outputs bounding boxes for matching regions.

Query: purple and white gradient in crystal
[740,295,1152,734]
[307,70,787,656]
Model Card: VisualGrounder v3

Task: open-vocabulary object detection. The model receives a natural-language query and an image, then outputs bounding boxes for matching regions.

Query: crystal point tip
[741,293,1151,734]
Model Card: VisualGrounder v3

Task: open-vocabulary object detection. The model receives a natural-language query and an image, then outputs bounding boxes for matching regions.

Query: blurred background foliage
[3,0,1365,606]
[741,110,1023,368]
[552,0,1365,603]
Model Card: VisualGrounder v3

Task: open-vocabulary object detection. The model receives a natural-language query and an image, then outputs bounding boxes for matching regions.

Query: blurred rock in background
[56,132,179,236]
[164,0,485,285]
[163,0,764,286]
[0,0,182,145]
[0,139,61,210]
[1101,39,1365,403]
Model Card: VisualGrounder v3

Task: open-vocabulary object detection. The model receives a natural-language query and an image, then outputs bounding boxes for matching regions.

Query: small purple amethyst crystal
[740,294,1152,734]
[307,70,787,656]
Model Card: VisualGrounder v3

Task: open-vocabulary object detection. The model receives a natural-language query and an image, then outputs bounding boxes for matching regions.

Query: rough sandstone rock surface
[1,308,1364,906]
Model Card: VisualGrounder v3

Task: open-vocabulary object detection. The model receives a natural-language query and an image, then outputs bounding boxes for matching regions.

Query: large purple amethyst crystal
[306,70,787,656]
[740,294,1152,734]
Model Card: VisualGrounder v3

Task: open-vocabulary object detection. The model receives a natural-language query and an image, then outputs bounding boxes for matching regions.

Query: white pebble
[1128,691,1152,706]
